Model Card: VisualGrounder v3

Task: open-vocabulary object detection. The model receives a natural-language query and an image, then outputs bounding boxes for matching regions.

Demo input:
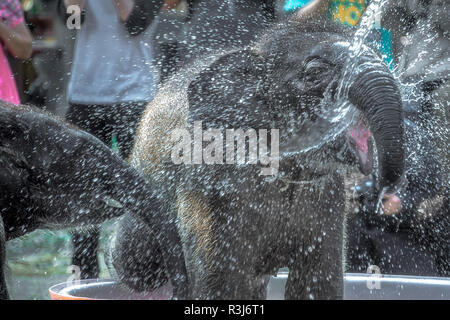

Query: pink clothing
[0,0,23,28]
[0,46,20,104]
[0,0,24,104]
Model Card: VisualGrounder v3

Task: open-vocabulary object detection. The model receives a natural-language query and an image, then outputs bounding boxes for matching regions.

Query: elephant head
[0,102,188,299]
[187,20,404,193]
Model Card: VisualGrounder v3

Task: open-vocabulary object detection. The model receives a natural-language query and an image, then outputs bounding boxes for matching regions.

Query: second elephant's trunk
[93,146,189,298]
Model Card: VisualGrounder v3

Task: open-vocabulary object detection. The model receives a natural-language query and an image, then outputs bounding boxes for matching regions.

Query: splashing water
[282,0,388,157]
[337,0,388,98]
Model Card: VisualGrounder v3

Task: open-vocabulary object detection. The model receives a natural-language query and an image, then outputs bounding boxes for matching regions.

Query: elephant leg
[177,190,267,299]
[190,243,269,300]
[71,227,100,279]
[199,271,270,300]
[286,186,345,300]
[187,228,269,299]
[285,239,344,300]
[66,104,108,281]
[252,275,271,299]
[0,216,9,299]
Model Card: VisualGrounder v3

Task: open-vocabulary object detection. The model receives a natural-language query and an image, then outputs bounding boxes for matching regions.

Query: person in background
[0,0,32,104]
[60,0,165,279]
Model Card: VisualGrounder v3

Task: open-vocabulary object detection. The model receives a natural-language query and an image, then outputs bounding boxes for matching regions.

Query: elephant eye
[304,66,327,83]
[305,59,327,73]
[303,58,332,83]
[307,66,325,76]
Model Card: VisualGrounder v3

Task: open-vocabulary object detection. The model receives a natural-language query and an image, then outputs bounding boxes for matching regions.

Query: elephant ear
[187,49,270,130]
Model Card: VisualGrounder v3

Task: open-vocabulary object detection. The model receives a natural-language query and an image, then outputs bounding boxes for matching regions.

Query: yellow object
[329,0,367,27]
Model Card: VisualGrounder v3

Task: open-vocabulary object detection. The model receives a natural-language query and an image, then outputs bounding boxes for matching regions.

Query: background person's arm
[0,21,32,59]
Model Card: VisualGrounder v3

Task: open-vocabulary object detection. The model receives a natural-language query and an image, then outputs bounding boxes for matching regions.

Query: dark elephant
[0,102,188,300]
[111,19,405,299]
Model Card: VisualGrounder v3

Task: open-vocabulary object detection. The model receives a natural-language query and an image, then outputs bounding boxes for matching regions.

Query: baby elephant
[111,19,405,300]
[0,102,187,300]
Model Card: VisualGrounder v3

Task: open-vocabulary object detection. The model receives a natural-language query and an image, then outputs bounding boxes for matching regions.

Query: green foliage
[5,219,119,299]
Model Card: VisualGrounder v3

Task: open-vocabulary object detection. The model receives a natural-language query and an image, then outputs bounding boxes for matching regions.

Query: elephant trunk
[348,58,405,191]
[100,150,189,299]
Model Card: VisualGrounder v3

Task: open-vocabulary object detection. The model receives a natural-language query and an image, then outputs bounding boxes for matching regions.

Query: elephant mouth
[348,122,374,175]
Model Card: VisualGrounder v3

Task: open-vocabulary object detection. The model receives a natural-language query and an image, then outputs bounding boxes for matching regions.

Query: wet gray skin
[0,102,188,300]
[111,19,406,300]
